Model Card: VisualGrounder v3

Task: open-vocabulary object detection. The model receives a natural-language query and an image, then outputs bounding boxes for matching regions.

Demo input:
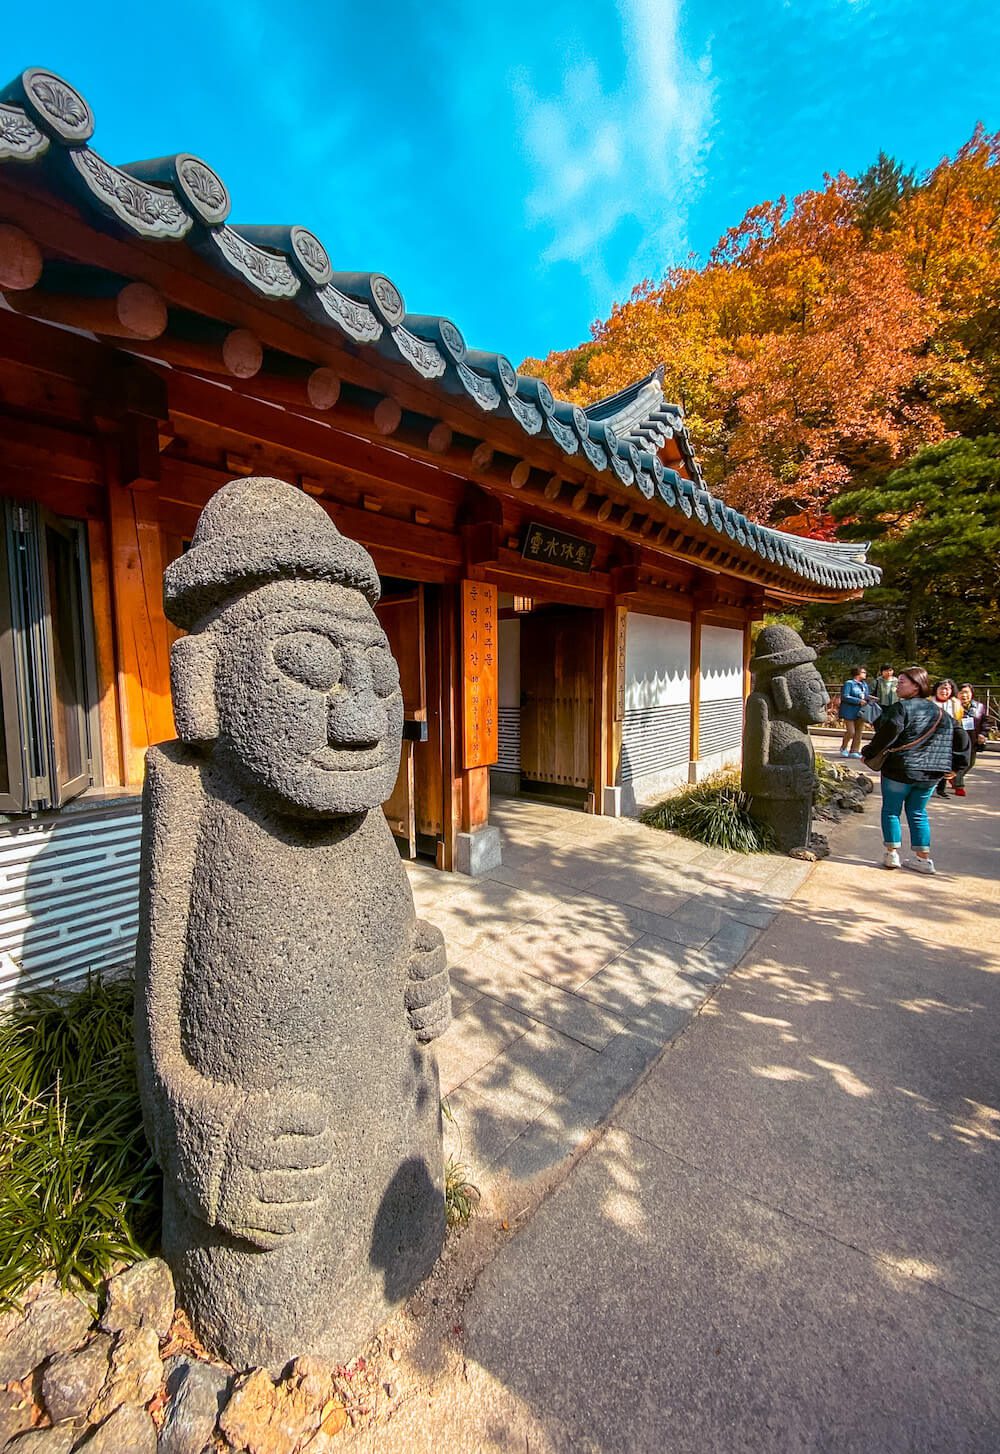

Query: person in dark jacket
[862,665,971,874]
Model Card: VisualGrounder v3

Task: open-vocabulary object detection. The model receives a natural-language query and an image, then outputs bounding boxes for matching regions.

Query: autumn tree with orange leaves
[523,128,1000,529]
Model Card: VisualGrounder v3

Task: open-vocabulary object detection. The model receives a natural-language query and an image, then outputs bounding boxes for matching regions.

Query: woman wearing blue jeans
[861,666,970,874]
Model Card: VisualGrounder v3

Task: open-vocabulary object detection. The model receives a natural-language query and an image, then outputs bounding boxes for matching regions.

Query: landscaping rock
[3,1427,81,1454]
[75,1402,156,1453]
[41,1335,112,1425]
[0,1287,93,1384]
[158,1357,229,1454]
[100,1260,175,1340]
[0,1388,34,1446]
[217,1366,322,1454]
[88,1327,161,1424]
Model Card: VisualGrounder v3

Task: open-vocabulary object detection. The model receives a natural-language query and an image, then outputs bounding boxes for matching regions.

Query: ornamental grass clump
[813,753,852,806]
[0,975,160,1311]
[640,767,775,854]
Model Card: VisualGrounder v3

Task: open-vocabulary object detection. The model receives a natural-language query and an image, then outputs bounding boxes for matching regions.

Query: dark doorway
[519,606,597,807]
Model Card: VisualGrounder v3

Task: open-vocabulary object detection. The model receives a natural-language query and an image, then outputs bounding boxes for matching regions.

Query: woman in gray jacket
[862,666,970,874]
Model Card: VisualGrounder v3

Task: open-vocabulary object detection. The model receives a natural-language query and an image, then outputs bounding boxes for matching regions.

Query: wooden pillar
[429,585,461,872]
[689,610,703,772]
[461,767,490,833]
[743,616,755,702]
[86,516,124,787]
[448,579,500,872]
[106,480,174,784]
[595,603,626,813]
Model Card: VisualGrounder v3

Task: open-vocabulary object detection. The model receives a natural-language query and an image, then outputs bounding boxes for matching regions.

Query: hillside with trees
[522,131,1000,679]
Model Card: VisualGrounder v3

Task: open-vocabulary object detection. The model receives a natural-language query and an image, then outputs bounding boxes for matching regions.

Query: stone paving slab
[409,795,812,1200]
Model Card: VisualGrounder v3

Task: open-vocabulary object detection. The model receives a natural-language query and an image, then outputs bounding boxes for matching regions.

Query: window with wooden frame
[0,500,98,813]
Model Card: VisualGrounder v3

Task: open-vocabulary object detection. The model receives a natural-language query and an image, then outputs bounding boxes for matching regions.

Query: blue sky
[5,2,999,366]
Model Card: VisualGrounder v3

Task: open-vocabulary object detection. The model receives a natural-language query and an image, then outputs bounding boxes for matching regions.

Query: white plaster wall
[620,613,692,814]
[700,625,744,702]
[498,617,520,708]
[624,614,690,709]
[697,624,745,770]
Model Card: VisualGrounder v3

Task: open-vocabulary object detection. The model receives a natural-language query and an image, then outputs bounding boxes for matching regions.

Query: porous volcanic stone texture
[742,624,831,853]
[135,477,450,1372]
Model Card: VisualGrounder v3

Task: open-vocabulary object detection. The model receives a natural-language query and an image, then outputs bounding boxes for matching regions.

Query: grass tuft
[640,767,775,854]
[441,1099,480,1228]
[813,753,852,806]
[0,976,160,1312]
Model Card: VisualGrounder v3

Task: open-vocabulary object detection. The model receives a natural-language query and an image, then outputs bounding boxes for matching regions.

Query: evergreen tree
[831,435,1000,675]
[852,151,917,238]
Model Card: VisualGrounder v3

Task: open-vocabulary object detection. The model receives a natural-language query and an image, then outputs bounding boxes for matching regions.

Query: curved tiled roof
[0,66,879,594]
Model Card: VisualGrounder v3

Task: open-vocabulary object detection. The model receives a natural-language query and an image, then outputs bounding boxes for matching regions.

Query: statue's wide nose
[327,649,387,749]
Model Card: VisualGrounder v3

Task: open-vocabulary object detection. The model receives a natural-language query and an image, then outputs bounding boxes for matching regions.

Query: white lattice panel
[698,696,744,759]
[0,804,142,1001]
[621,703,691,783]
[497,707,521,771]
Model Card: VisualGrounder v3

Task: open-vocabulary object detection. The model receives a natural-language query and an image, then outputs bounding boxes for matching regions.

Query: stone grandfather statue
[135,476,451,1372]
[742,624,831,854]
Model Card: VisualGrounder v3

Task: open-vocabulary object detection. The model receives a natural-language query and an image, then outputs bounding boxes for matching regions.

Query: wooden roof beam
[4,261,166,340]
[0,223,43,291]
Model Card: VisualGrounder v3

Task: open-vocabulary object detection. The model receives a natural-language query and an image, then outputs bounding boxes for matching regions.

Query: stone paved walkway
[407,796,813,1197]
[365,756,1000,1454]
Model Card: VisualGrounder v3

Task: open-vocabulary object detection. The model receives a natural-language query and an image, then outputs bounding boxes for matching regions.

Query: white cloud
[513,0,714,307]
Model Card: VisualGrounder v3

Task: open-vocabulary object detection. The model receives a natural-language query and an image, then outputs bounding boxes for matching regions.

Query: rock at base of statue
[135,477,451,1373]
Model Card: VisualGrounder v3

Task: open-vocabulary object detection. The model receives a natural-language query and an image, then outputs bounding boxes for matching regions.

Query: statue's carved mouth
[311,746,388,773]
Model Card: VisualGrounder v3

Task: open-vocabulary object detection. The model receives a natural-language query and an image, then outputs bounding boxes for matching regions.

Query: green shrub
[814,753,852,806]
[640,767,775,854]
[0,976,160,1311]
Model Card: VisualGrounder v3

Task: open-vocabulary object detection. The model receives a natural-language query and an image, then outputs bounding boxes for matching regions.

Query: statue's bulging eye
[368,645,400,697]
[272,632,342,690]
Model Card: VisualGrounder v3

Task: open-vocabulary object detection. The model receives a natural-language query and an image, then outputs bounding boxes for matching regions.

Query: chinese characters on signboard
[461,580,498,769]
[521,523,595,574]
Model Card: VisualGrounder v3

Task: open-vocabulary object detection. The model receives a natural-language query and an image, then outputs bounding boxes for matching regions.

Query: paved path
[407,795,812,1200]
[383,760,1000,1452]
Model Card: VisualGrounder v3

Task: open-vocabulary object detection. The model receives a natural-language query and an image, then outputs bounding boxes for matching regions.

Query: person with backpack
[861,666,970,874]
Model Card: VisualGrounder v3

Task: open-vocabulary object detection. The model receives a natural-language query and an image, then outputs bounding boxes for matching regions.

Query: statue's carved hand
[793,764,815,797]
[406,919,451,1044]
[215,1089,333,1250]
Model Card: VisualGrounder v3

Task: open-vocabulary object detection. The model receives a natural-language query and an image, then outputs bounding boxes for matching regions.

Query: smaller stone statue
[135,476,451,1373]
[742,624,830,854]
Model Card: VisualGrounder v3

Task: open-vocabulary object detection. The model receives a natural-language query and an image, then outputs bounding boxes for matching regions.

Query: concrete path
[384,760,1000,1452]
[407,795,812,1201]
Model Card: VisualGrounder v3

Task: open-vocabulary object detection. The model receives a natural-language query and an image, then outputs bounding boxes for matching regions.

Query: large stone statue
[135,476,451,1373]
[742,624,830,854]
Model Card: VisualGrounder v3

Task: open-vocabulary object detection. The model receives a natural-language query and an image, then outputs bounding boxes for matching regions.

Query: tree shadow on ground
[391,766,1000,1452]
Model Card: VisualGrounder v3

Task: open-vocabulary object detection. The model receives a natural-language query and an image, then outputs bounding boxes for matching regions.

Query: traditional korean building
[0,68,877,997]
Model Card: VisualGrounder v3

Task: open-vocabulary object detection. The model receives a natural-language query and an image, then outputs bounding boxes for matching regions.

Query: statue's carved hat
[749,623,816,675]
[164,476,381,630]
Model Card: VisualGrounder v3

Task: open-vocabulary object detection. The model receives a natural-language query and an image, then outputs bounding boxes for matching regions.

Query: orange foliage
[523,132,1000,523]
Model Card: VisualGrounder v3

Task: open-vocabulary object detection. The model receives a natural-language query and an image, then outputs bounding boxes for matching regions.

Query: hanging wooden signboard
[521,522,595,573]
[461,580,498,769]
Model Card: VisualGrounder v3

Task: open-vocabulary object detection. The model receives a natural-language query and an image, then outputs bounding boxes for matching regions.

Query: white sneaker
[907,857,936,875]
[883,849,901,870]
